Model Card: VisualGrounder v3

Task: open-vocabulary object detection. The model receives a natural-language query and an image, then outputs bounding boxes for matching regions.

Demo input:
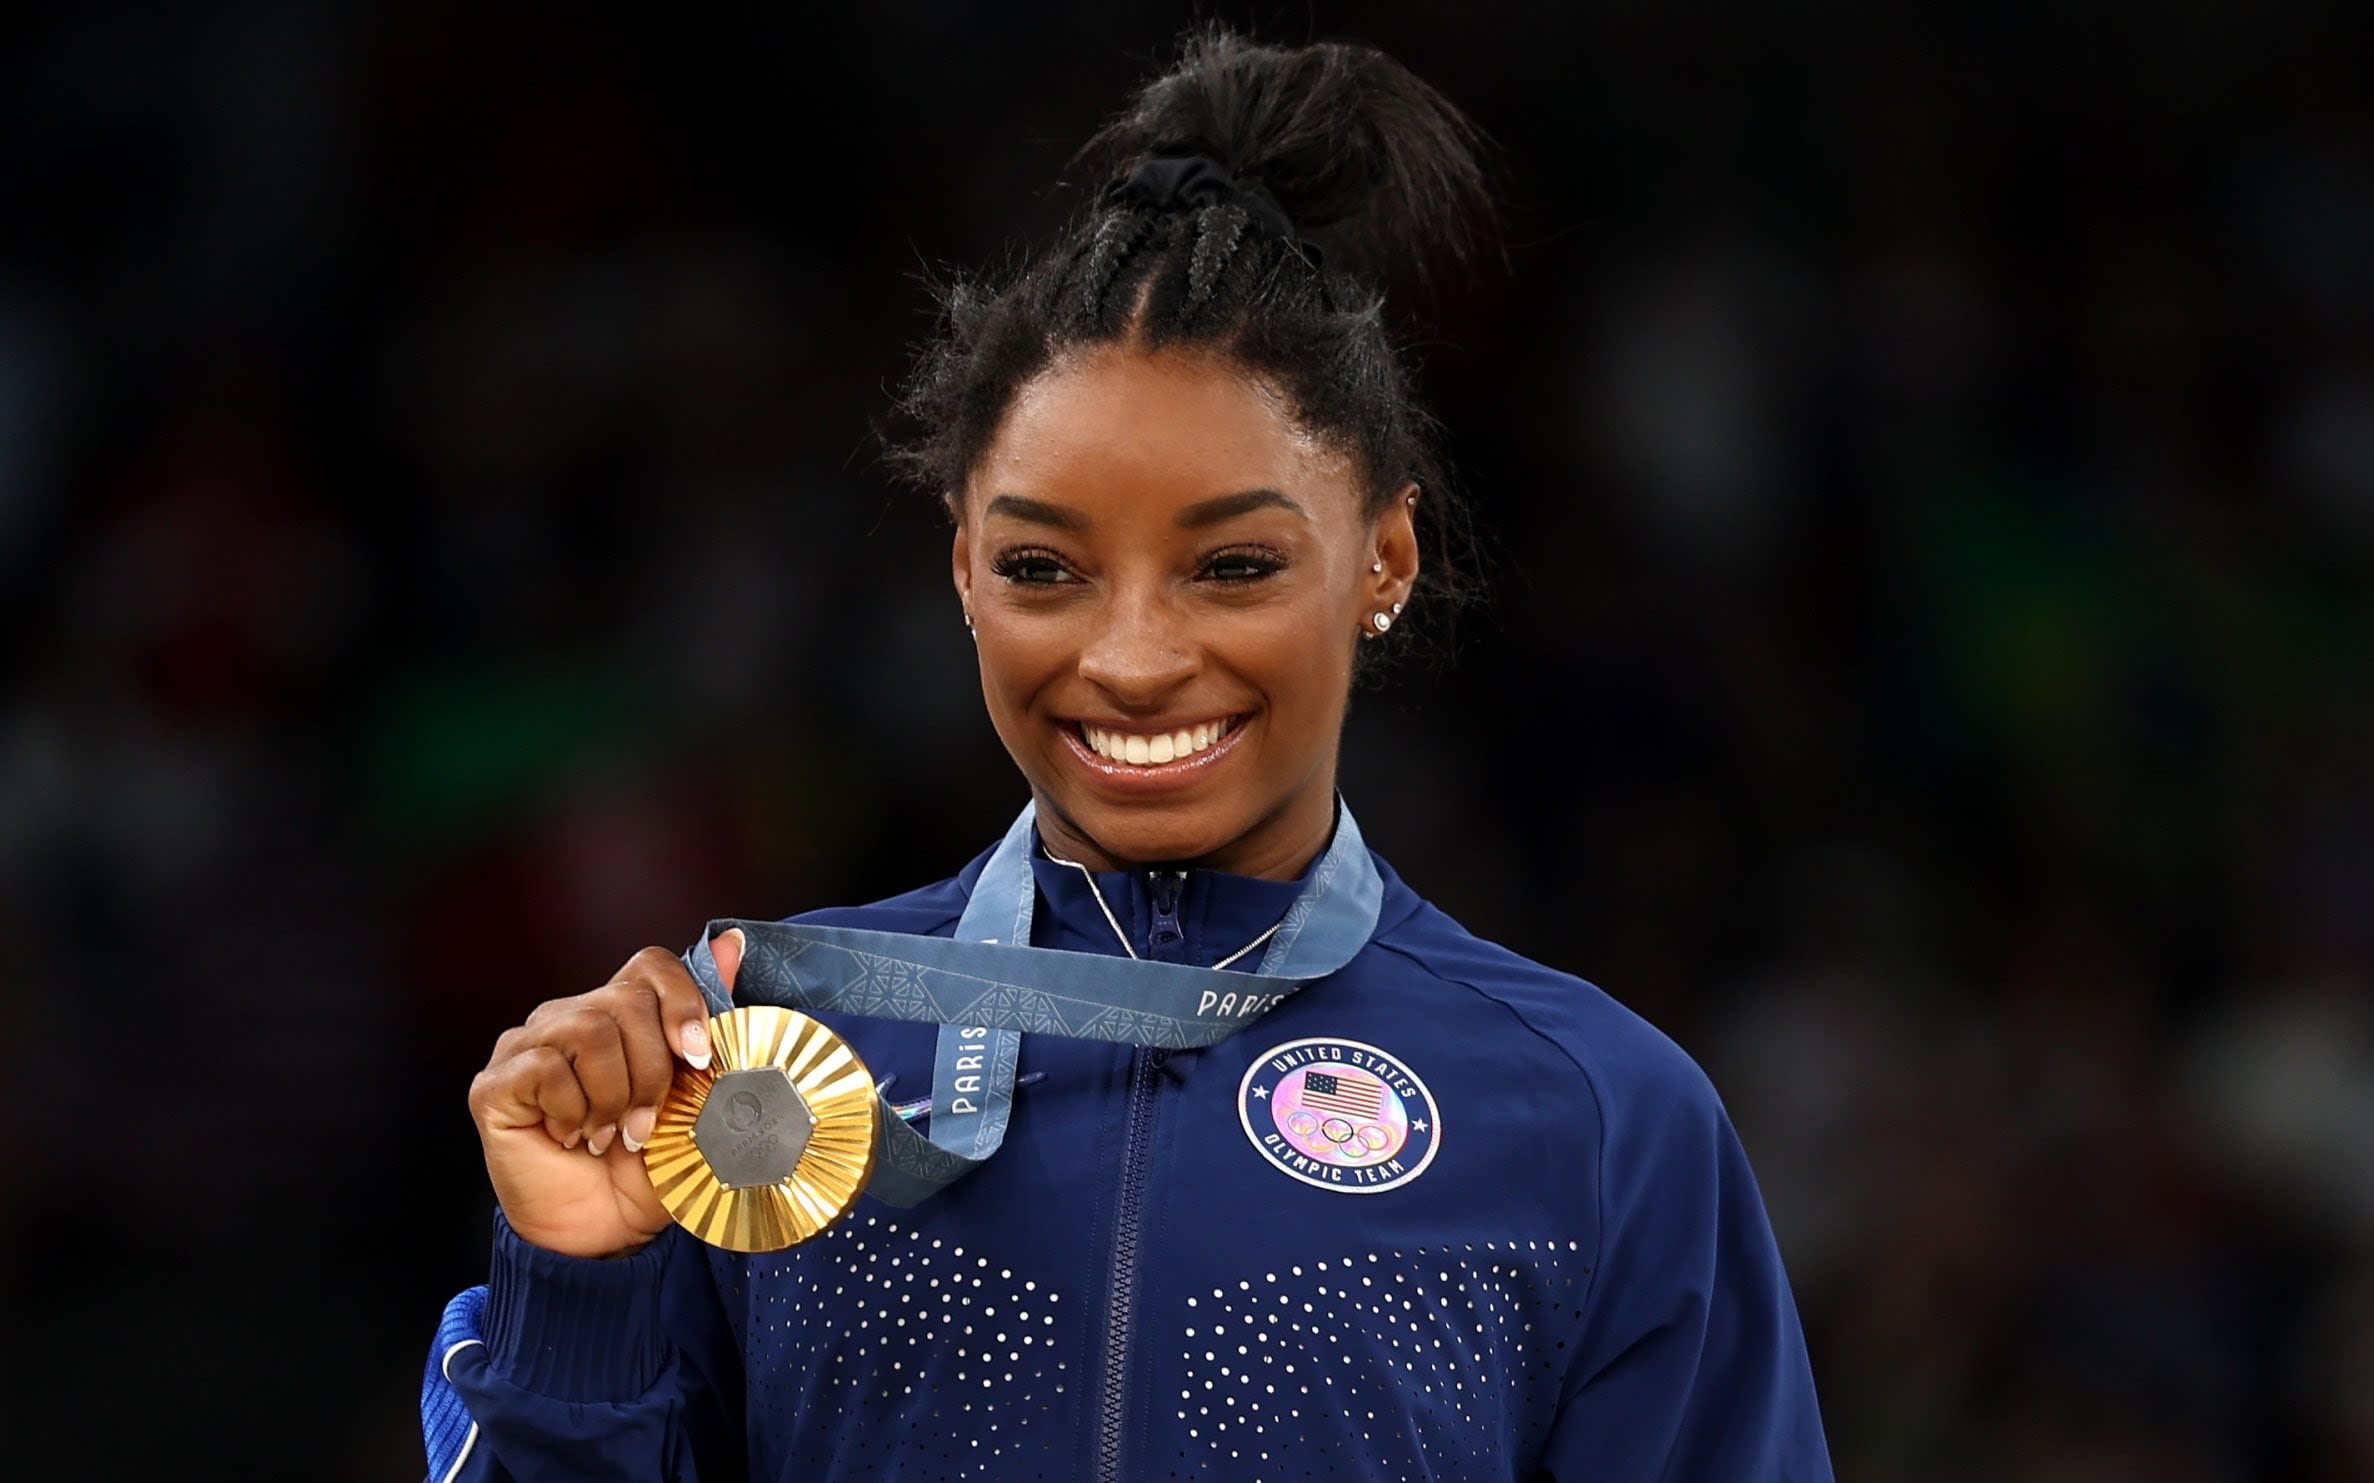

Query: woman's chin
[1048,800,1240,870]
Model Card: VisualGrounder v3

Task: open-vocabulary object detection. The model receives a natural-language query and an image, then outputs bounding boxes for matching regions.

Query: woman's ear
[950,513,974,629]
[1366,481,1422,610]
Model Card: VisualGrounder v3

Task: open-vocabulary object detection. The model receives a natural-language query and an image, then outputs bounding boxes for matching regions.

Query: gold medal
[641,1005,878,1252]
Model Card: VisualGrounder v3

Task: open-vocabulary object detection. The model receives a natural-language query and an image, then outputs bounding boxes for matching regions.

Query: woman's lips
[1058,714,1250,791]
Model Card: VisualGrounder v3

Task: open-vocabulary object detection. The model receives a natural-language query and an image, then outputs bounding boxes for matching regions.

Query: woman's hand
[468,931,745,1259]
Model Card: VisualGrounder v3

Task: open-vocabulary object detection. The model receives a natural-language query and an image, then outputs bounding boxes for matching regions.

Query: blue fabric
[430,1212,744,1483]
[422,832,1834,1482]
[422,1285,485,1482]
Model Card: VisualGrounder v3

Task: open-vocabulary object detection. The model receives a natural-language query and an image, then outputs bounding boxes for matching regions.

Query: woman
[421,30,1832,1483]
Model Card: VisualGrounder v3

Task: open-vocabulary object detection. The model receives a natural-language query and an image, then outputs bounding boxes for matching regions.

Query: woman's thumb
[713,927,746,993]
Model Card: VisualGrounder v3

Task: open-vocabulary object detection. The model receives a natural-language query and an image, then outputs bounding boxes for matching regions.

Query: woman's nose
[1076,589,1198,704]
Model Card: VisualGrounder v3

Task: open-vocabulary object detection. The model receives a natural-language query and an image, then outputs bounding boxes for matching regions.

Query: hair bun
[1077,27,1488,279]
[1106,155,1299,243]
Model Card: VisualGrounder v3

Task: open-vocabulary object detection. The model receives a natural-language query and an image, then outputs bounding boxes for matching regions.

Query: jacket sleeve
[420,1214,744,1483]
[1535,1062,1833,1482]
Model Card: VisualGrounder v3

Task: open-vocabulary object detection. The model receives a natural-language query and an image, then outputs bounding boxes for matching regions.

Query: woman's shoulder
[1368,894,1720,1120]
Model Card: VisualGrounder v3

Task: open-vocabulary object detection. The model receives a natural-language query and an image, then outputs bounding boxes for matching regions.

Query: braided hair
[893,28,1490,652]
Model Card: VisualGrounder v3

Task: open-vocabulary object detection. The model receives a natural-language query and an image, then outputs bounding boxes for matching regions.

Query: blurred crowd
[2,2,2368,1479]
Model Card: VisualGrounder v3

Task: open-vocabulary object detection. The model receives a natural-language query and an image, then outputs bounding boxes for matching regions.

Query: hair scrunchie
[1105,155,1298,241]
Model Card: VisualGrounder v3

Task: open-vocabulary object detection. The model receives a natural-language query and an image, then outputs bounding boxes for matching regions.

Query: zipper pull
[1147,869,1187,956]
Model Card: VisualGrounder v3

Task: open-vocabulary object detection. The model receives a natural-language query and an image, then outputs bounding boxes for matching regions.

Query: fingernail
[562,1127,583,1150]
[620,1106,657,1153]
[587,1124,616,1156]
[682,1020,711,1071]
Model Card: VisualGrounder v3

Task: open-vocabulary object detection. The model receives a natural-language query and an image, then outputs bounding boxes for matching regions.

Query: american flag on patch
[1300,1070,1384,1118]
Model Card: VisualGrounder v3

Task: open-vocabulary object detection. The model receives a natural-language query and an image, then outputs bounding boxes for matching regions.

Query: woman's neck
[1030,787,1335,882]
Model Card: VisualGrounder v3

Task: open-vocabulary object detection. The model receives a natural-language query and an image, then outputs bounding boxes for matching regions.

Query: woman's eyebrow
[1177,488,1307,528]
[984,494,1089,530]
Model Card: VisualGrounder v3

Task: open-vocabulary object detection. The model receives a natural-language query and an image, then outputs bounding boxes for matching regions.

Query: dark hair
[891,28,1490,654]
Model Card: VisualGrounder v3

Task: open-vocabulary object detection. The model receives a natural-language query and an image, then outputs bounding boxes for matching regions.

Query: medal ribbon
[683,800,1383,1206]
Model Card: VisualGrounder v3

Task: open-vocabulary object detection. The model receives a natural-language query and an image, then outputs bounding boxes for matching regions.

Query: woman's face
[952,344,1417,879]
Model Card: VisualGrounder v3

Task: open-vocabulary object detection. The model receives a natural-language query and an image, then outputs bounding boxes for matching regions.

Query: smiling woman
[958,344,1406,877]
[420,26,1833,1483]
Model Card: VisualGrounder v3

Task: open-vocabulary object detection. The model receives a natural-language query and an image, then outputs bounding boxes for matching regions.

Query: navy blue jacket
[422,840,1832,1481]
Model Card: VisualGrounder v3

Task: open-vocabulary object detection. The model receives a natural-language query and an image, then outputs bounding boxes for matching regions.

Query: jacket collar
[944,807,1424,967]
[1026,848,1311,968]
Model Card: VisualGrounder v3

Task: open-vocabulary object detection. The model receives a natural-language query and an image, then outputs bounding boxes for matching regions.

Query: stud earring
[1370,559,1384,574]
[1391,600,1404,614]
[1371,611,1393,633]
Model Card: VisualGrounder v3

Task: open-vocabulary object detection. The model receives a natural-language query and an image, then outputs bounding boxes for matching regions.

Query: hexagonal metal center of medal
[692,1067,815,1189]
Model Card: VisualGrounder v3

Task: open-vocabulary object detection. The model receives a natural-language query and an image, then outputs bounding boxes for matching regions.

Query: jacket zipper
[1147,869,1186,953]
[1097,1044,1162,1482]
[1097,871,1184,1481]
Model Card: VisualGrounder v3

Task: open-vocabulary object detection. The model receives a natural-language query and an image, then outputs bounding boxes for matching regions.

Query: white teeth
[1079,719,1234,767]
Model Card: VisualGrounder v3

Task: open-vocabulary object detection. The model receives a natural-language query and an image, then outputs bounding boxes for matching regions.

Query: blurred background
[3,1,2370,1478]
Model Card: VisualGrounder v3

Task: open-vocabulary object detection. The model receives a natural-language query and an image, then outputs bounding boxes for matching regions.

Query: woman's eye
[990,550,1077,585]
[1202,549,1287,582]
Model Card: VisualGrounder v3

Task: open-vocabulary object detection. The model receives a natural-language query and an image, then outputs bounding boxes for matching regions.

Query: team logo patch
[1237,1037,1440,1193]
